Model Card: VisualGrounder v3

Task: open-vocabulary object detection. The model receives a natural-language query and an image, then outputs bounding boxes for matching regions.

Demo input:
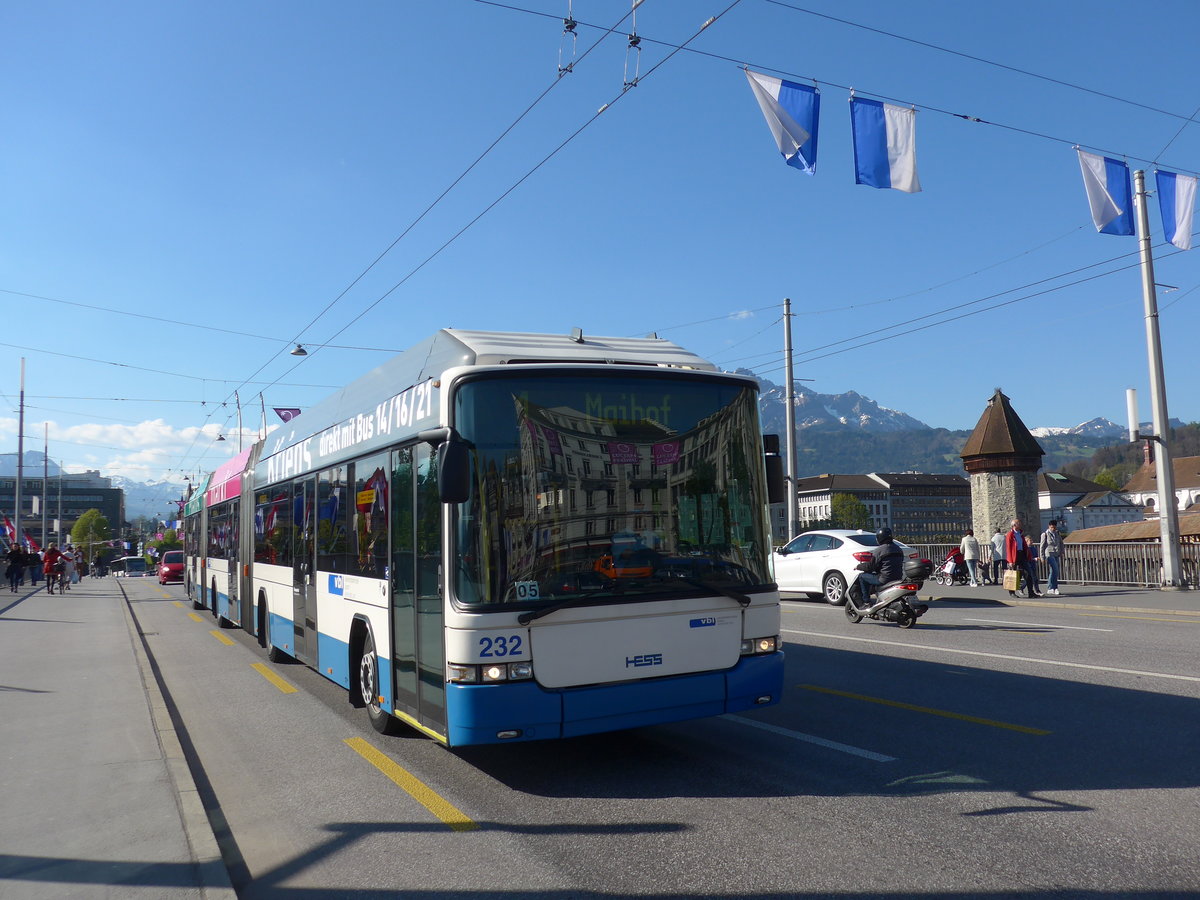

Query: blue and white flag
[744,69,820,174]
[1155,169,1196,250]
[1076,150,1133,235]
[849,97,920,193]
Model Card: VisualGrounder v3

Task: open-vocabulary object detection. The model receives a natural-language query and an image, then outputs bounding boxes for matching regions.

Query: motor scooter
[844,558,933,628]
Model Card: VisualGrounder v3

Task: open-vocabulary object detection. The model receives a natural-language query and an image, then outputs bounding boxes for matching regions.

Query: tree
[830,493,872,530]
[145,527,182,560]
[71,509,111,556]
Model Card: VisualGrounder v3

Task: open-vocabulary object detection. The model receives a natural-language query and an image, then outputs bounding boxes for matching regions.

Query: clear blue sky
[3,0,1198,483]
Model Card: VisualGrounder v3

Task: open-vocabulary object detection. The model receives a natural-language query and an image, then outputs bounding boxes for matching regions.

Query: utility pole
[41,424,48,548]
[783,298,798,542]
[16,358,25,547]
[1132,169,1184,588]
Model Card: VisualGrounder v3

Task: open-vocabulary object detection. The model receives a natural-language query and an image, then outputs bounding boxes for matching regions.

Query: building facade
[1121,455,1200,517]
[1039,471,1141,533]
[0,470,124,547]
[775,471,969,544]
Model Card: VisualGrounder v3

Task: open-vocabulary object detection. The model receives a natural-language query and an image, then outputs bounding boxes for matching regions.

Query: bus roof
[206,446,254,508]
[253,329,724,489]
[183,473,210,517]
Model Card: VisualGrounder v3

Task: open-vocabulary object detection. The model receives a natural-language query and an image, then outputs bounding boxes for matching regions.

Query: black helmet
[875,527,894,544]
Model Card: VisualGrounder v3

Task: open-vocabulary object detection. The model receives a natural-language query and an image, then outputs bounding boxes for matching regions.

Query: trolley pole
[783,298,798,542]
[1132,169,1184,588]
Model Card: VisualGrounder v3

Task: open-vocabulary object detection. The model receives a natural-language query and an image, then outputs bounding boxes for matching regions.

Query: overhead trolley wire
[762,0,1200,124]
[209,2,642,420]
[237,1,747,415]
[482,0,1200,175]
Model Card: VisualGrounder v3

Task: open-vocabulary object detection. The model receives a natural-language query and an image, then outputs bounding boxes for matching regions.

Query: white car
[773,529,918,605]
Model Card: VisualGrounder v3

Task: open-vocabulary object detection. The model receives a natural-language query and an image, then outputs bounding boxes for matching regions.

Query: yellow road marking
[188,612,204,623]
[251,662,298,694]
[209,629,235,646]
[344,737,478,832]
[1079,613,1200,624]
[172,601,184,608]
[800,684,1051,735]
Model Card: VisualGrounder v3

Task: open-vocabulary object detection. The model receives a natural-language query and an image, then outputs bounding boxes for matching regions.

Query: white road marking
[729,715,897,762]
[783,628,1200,684]
[963,617,1114,632]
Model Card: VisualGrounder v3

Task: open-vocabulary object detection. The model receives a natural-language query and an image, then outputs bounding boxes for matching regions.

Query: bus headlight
[740,636,779,656]
[507,661,533,680]
[447,663,479,684]
[448,661,536,684]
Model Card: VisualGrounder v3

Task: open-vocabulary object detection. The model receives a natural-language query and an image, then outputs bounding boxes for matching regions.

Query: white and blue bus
[191,329,784,746]
[182,473,209,607]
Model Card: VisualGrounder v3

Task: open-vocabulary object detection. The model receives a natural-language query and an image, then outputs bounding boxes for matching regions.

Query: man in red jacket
[1004,518,1042,597]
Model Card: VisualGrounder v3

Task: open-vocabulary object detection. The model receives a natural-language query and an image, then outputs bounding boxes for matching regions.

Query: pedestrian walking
[6,544,25,592]
[1026,541,1042,596]
[42,543,63,594]
[72,547,84,582]
[1005,518,1042,597]
[26,548,41,585]
[960,529,981,586]
[1040,519,1064,596]
[990,527,1006,584]
[61,546,76,589]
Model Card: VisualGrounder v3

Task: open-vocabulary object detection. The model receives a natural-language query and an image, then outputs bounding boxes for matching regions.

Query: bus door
[227,498,240,623]
[389,443,445,734]
[292,476,318,664]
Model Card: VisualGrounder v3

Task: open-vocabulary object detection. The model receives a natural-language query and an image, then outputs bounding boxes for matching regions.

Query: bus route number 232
[479,634,523,658]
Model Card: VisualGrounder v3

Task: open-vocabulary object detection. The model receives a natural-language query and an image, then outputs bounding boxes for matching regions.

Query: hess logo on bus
[626,653,663,668]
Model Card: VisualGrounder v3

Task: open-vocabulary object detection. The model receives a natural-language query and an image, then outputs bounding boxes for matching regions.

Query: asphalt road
[125,579,1200,898]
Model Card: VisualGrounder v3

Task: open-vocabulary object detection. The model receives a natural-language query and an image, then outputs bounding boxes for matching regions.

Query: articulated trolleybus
[185,329,785,746]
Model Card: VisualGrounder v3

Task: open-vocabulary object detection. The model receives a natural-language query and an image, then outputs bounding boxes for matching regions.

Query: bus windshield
[451,371,772,608]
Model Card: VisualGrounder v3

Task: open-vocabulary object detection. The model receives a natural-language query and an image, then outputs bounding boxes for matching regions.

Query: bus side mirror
[763,433,785,504]
[418,427,472,504]
[437,439,470,504]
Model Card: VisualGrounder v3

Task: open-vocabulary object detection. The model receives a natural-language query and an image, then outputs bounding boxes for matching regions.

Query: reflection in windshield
[452,373,771,608]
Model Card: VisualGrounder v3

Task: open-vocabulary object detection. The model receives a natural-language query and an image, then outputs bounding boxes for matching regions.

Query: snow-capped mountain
[1029,417,1126,439]
[1029,417,1185,440]
[109,476,187,520]
[750,372,930,433]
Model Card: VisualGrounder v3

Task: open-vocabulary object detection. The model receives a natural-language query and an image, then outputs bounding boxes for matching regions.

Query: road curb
[120,591,237,900]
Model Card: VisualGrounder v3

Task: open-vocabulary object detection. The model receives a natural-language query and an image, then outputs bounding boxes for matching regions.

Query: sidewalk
[0,575,234,899]
[918,578,1200,616]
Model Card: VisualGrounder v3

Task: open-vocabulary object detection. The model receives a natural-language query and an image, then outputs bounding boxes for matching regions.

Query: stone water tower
[960,389,1045,538]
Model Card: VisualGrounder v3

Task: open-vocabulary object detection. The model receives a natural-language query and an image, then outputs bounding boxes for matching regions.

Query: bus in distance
[185,329,785,746]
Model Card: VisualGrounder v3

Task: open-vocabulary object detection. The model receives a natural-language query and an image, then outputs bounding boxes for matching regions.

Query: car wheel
[823,572,848,606]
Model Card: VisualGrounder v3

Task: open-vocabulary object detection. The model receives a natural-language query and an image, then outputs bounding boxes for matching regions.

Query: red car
[158,550,185,584]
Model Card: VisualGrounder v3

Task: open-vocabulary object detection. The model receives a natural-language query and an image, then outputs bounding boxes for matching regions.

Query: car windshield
[162,551,184,564]
[450,371,772,609]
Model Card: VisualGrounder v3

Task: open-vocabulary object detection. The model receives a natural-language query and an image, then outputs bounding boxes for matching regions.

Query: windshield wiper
[516,589,618,626]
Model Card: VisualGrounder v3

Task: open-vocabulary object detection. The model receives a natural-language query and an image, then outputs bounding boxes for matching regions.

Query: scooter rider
[857,527,905,607]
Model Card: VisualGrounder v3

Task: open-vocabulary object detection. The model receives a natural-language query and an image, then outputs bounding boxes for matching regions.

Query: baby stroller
[933,548,970,586]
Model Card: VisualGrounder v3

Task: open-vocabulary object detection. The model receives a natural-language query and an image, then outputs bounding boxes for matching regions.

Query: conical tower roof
[960,388,1044,473]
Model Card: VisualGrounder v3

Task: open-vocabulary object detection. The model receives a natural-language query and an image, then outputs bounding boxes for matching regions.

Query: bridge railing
[910,541,1200,589]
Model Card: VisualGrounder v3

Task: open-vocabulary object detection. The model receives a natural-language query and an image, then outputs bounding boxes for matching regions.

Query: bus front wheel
[360,633,400,735]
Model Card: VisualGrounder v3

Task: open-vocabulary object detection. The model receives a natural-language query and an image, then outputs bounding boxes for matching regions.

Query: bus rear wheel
[360,633,400,735]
